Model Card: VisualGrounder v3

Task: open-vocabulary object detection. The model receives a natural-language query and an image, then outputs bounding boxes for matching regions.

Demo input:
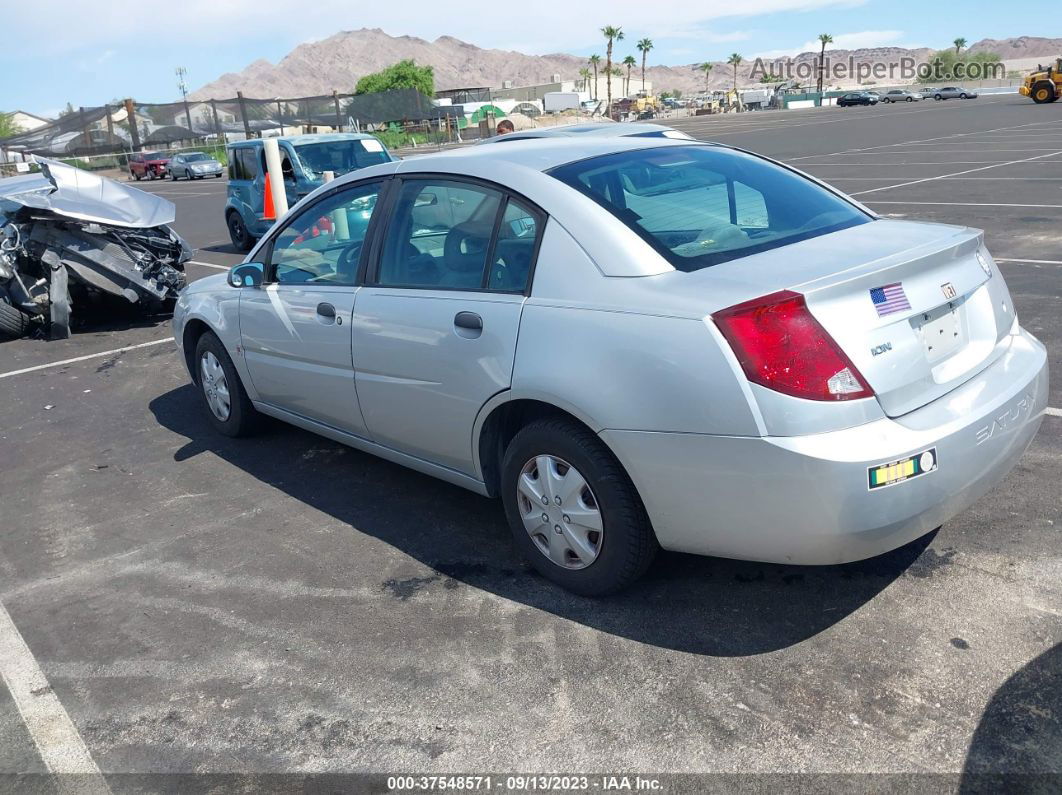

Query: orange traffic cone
[262,174,275,221]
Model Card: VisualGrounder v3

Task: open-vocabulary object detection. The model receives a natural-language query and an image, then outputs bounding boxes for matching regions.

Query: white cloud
[753,30,915,60]
[3,0,868,58]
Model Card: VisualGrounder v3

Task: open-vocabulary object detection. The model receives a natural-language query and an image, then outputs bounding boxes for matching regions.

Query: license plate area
[868,448,937,490]
[913,301,965,364]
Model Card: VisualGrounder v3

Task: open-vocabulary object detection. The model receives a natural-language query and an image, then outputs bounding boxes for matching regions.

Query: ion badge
[868,448,937,490]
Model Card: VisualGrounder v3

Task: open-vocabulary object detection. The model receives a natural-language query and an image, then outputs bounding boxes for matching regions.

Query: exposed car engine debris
[0,157,190,339]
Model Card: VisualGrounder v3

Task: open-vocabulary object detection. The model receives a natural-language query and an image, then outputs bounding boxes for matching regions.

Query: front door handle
[316,302,339,324]
[454,311,483,331]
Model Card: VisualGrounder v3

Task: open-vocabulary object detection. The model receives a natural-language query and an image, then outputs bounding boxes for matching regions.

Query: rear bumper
[603,328,1049,565]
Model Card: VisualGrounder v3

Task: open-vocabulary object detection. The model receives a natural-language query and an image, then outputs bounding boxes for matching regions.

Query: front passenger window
[267,181,382,286]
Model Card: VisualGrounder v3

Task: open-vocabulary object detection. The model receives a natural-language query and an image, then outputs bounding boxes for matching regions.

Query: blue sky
[2,0,1039,117]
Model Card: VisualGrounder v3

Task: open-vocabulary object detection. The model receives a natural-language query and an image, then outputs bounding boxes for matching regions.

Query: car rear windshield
[549,145,871,271]
[293,140,390,178]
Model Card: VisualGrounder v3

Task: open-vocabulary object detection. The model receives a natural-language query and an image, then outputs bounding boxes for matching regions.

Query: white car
[173,138,1048,595]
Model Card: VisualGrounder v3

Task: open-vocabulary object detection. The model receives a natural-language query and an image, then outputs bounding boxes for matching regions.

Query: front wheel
[1032,82,1055,104]
[501,418,657,596]
[959,93,968,99]
[194,332,261,437]
[935,94,943,100]
[906,96,914,102]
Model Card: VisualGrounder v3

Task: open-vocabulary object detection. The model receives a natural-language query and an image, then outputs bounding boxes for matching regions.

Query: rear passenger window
[376,180,503,289]
[488,198,541,292]
[230,148,258,181]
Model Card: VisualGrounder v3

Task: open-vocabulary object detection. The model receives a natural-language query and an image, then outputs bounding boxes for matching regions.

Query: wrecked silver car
[0,158,190,339]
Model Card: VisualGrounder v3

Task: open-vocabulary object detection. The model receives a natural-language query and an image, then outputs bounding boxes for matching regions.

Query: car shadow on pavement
[151,384,937,658]
[959,642,1061,790]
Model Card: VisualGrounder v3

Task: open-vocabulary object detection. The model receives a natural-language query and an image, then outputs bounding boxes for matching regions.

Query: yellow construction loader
[1019,58,1062,103]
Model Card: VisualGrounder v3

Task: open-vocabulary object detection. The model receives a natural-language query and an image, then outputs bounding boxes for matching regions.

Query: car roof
[228,132,380,148]
[396,135,717,174]
[479,122,685,144]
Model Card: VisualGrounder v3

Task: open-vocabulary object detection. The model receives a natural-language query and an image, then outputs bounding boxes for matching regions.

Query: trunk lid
[704,219,1016,417]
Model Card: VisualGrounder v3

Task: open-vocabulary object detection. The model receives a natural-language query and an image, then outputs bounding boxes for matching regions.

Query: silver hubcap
[517,455,602,570]
[200,351,231,421]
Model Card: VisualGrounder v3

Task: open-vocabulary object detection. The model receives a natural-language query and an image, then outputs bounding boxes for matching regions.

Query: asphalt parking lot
[1,93,1059,789]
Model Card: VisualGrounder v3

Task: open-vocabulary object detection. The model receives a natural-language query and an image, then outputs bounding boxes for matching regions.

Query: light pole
[176,66,193,139]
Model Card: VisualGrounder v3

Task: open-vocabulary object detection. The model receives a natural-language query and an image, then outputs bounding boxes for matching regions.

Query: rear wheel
[501,417,657,596]
[194,332,260,437]
[132,171,141,181]
[226,211,254,252]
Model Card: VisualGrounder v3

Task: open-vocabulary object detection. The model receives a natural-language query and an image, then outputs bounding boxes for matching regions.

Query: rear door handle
[454,311,482,331]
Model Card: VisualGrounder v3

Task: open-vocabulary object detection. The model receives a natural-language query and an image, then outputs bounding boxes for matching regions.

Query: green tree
[954,37,967,54]
[917,49,1002,83]
[0,112,24,139]
[728,53,743,108]
[623,55,637,96]
[579,67,592,94]
[354,59,434,96]
[601,25,624,114]
[816,33,833,94]
[695,62,714,95]
[588,54,602,100]
[636,38,653,92]
[59,102,76,118]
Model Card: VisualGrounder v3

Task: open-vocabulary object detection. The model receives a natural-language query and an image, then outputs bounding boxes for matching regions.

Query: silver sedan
[172,138,1048,595]
[169,152,224,180]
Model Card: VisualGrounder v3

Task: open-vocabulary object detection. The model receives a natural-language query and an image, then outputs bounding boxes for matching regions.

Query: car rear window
[549,145,871,271]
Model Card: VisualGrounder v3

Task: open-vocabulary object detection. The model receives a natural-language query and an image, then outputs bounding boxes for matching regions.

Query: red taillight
[712,290,873,402]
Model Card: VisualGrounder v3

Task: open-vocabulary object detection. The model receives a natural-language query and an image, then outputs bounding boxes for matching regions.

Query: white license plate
[915,303,963,363]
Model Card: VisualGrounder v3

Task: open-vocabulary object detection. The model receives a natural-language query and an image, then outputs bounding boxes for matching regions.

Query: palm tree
[954,37,967,54]
[727,53,743,109]
[588,54,601,100]
[601,25,624,114]
[578,67,592,94]
[623,55,637,96]
[637,38,653,92]
[816,34,833,94]
[694,62,714,95]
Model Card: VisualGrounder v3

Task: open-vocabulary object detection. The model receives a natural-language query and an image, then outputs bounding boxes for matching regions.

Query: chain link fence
[0,89,470,164]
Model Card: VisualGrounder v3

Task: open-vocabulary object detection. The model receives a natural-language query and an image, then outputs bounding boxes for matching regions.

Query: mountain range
[189,30,1062,100]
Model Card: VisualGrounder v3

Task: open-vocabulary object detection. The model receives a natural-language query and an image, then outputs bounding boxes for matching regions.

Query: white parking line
[866,201,1062,208]
[850,151,1062,196]
[996,258,1062,265]
[0,601,110,790]
[0,339,172,380]
[1047,407,1062,418]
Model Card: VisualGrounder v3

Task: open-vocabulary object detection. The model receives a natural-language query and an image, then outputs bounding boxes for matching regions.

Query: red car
[128,152,170,181]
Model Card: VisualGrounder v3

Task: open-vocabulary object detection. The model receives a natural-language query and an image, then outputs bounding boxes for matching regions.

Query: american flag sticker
[870,283,911,317]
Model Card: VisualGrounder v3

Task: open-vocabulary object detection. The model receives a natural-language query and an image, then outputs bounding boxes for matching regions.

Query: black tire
[1032,82,1056,104]
[193,331,261,437]
[214,173,223,178]
[500,417,657,596]
[882,98,890,103]
[0,290,31,339]
[226,211,254,252]
[186,169,193,180]
[906,96,914,102]
[959,93,968,99]
[132,171,142,181]
[170,170,178,181]
[935,94,943,101]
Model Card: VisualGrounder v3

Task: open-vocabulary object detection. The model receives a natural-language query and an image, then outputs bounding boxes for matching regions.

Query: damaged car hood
[0,157,175,228]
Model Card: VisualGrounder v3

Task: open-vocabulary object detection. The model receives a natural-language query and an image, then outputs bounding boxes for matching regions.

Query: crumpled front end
[0,159,191,339]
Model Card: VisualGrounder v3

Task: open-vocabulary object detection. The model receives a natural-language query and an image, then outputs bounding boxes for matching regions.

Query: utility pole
[176,66,193,137]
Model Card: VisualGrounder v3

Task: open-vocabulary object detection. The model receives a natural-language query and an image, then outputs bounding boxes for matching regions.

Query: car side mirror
[228,262,264,288]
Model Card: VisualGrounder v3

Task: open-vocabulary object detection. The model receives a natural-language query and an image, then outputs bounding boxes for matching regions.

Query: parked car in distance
[224,133,393,252]
[478,122,694,144]
[128,152,170,180]
[881,89,922,102]
[169,152,224,180]
[933,86,978,100]
[175,137,1048,596]
[837,92,879,107]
